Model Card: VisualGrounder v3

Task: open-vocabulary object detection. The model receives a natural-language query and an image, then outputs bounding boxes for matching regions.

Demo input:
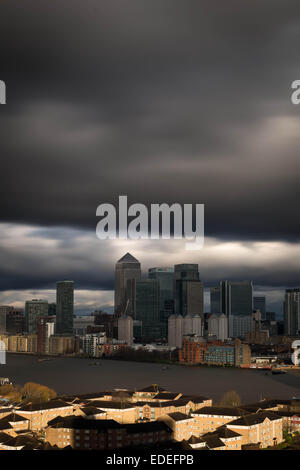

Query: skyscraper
[25,299,48,334]
[253,296,266,319]
[210,287,221,313]
[118,315,133,346]
[56,281,74,334]
[135,279,160,341]
[174,264,204,318]
[221,280,253,317]
[148,267,174,338]
[114,253,141,316]
[284,288,300,336]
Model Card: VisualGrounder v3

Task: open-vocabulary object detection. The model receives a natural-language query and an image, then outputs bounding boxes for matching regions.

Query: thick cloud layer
[0,1,299,310]
[0,0,299,239]
[0,222,296,313]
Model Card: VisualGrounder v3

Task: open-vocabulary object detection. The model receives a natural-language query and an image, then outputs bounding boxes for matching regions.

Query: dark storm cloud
[0,0,300,241]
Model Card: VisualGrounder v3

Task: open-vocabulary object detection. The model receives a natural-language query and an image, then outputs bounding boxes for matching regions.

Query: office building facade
[210,287,221,313]
[114,253,141,316]
[253,296,266,319]
[284,288,300,336]
[135,279,160,341]
[25,299,49,334]
[174,264,204,318]
[148,267,174,338]
[56,281,74,335]
[221,281,253,317]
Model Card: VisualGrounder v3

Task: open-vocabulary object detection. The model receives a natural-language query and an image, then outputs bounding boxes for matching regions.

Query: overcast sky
[0,1,300,314]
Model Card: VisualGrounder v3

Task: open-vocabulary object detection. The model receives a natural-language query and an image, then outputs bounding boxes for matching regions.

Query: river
[1,354,299,403]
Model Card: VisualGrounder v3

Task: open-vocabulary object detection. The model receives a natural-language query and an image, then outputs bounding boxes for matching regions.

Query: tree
[218,390,241,407]
[21,382,56,403]
[0,384,22,403]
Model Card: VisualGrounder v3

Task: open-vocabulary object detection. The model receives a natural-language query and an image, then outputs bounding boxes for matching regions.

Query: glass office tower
[148,267,174,338]
[253,296,266,319]
[174,264,204,318]
[114,253,141,316]
[135,279,160,341]
[221,280,253,317]
[210,286,221,313]
[56,281,74,334]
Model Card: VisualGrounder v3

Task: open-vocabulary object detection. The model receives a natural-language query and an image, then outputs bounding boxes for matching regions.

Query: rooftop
[227,411,281,427]
[117,253,140,264]
[166,412,193,422]
[191,406,248,417]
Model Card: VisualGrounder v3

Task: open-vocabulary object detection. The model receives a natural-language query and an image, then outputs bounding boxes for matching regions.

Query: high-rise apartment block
[56,281,74,335]
[208,313,228,341]
[284,288,300,336]
[168,314,202,348]
[25,299,48,334]
[37,316,55,354]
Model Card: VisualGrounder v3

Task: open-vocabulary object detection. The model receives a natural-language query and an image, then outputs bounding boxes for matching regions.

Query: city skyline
[0,250,289,317]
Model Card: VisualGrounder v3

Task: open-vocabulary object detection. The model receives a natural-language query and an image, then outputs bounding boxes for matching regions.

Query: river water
[1,354,299,403]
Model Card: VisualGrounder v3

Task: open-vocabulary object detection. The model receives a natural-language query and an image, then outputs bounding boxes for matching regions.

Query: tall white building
[118,315,133,346]
[208,313,228,341]
[168,314,202,348]
[83,333,106,357]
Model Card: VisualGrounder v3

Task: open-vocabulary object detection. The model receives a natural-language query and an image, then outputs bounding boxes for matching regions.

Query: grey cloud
[0,1,300,296]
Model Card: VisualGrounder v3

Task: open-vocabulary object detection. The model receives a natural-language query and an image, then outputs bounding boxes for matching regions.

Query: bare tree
[218,390,241,407]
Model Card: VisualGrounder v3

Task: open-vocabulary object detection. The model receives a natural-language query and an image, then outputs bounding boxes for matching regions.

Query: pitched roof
[47,416,120,430]
[0,432,13,444]
[58,392,107,401]
[17,399,72,412]
[117,253,140,264]
[188,435,204,444]
[192,406,248,417]
[203,426,241,439]
[137,385,167,393]
[243,399,292,411]
[47,416,171,434]
[123,421,171,434]
[205,435,227,449]
[166,412,193,422]
[179,395,208,404]
[227,411,282,427]
[80,406,106,416]
[3,413,29,423]
[0,434,49,450]
[153,392,181,400]
[85,400,135,410]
